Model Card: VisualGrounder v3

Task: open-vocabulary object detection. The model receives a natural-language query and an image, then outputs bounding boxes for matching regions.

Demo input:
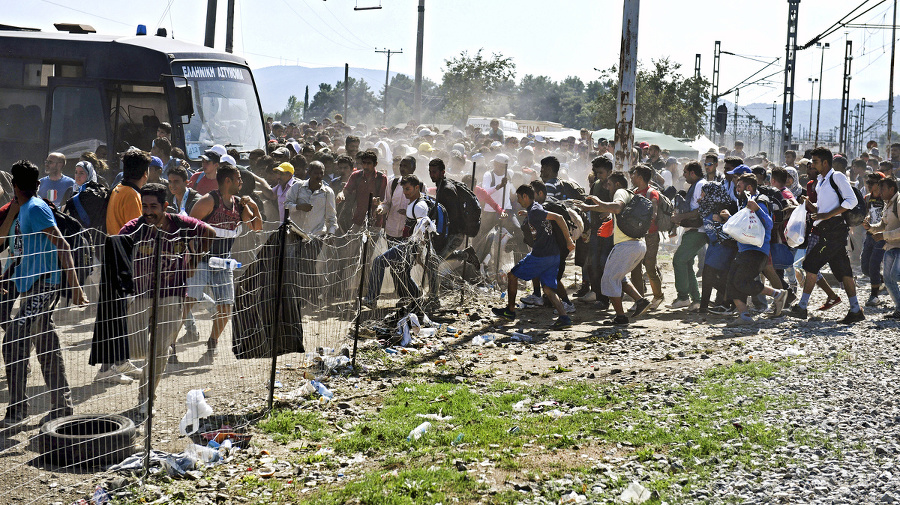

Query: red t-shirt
[188,171,219,196]
[635,186,660,233]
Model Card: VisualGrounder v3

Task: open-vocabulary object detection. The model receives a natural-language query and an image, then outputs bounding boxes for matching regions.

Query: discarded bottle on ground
[208,257,241,270]
[407,421,431,441]
[310,380,333,401]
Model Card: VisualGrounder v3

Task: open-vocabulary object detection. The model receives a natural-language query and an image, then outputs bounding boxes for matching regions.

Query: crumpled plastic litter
[782,346,805,357]
[559,491,587,504]
[415,413,453,421]
[91,486,109,505]
[398,313,421,347]
[471,334,496,346]
[108,449,199,476]
[179,389,214,436]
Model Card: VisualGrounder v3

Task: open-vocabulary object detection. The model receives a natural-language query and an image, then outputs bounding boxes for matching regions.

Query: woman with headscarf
[73,160,97,192]
[785,167,804,199]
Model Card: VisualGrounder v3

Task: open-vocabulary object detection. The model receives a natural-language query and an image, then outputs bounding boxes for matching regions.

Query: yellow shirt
[106,183,142,234]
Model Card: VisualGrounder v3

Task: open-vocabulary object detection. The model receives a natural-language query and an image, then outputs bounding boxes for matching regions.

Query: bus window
[175,63,265,160]
[0,88,46,141]
[109,84,169,152]
[48,86,106,157]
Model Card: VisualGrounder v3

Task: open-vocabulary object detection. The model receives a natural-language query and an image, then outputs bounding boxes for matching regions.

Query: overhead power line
[800,0,889,50]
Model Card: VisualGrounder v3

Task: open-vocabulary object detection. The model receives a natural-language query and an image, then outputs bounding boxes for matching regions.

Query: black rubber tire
[38,414,136,468]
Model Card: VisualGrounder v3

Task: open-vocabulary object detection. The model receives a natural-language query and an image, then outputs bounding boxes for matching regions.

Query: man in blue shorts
[492,184,575,330]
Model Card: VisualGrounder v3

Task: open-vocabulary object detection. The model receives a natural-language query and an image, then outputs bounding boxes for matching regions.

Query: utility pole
[747,114,754,153]
[860,97,868,151]
[614,0,640,173]
[808,77,818,143]
[204,0,217,48]
[225,0,235,53]
[413,0,425,123]
[344,64,349,122]
[889,0,897,143]
[814,41,830,145]
[839,40,853,153]
[694,54,701,80]
[767,101,777,161]
[758,120,764,155]
[303,85,309,121]
[711,41,721,143]
[781,0,801,154]
[376,48,403,126]
[733,88,740,145]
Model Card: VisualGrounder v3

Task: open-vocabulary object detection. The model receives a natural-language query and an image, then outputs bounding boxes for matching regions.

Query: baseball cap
[598,137,609,145]
[418,128,433,137]
[201,144,227,162]
[220,155,237,167]
[273,162,294,174]
[493,153,509,165]
[726,164,752,175]
[149,156,164,168]
[272,146,290,158]
[751,165,767,176]
[798,158,811,166]
[418,142,434,153]
[666,157,678,166]
[638,141,650,149]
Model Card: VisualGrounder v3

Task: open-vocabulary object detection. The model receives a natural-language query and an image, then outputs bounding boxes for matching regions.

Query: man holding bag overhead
[720,174,788,326]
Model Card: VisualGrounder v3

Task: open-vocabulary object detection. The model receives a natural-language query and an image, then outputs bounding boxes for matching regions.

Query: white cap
[201,144,228,162]
[418,128,433,137]
[219,154,237,166]
[490,141,502,148]
[493,153,509,165]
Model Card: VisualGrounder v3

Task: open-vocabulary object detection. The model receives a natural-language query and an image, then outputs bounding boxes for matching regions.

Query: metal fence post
[143,228,164,474]
[267,210,290,412]
[351,193,374,370]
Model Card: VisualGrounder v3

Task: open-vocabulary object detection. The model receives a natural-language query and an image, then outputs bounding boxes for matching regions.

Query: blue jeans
[367,241,426,300]
[861,234,887,285]
[883,249,900,311]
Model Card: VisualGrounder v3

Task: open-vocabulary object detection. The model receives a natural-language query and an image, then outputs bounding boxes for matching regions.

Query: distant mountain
[718,96,893,140]
[253,65,402,113]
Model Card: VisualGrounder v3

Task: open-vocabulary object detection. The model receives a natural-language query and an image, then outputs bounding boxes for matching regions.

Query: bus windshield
[174,63,265,160]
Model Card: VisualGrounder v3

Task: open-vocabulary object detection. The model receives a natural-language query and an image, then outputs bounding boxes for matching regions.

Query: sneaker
[112,361,143,380]
[553,301,576,315]
[688,301,701,312]
[649,296,665,310]
[550,316,573,330]
[630,298,652,318]
[461,246,479,265]
[95,367,133,385]
[885,312,900,319]
[708,305,734,316]
[520,294,544,306]
[181,323,200,343]
[573,285,590,298]
[666,298,692,309]
[866,296,882,307]
[840,309,865,324]
[594,300,611,312]
[789,304,809,319]
[491,306,516,320]
[726,314,755,327]
[603,314,630,326]
[772,289,788,318]
[785,289,797,307]
[750,304,769,315]
[206,338,219,351]
[817,296,841,311]
[579,291,597,302]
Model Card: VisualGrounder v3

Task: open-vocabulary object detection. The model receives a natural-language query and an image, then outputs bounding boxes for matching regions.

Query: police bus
[0,23,267,171]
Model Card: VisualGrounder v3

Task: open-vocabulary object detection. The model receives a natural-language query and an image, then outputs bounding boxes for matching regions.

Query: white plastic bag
[784,204,807,248]
[723,207,765,247]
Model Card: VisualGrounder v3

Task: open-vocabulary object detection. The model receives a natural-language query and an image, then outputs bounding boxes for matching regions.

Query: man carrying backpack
[630,164,665,309]
[364,174,440,307]
[428,158,478,263]
[578,172,651,325]
[790,147,865,323]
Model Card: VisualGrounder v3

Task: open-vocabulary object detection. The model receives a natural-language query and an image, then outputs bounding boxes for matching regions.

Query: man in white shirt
[377,156,415,244]
[284,161,337,301]
[790,147,864,323]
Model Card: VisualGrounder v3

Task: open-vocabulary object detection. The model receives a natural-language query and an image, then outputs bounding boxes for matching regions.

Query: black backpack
[65,181,111,231]
[654,191,675,233]
[542,198,577,257]
[446,179,482,237]
[828,175,866,227]
[617,191,654,239]
[45,199,92,279]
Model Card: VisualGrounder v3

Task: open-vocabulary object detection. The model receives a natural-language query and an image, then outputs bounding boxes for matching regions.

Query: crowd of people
[1,114,899,429]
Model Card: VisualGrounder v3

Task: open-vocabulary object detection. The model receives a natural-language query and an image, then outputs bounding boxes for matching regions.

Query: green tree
[383,73,443,126]
[306,77,380,125]
[440,49,516,125]
[588,58,710,138]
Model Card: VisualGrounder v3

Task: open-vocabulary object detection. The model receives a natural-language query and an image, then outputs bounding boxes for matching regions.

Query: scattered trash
[91,486,109,505]
[512,398,531,412]
[451,433,464,445]
[257,466,276,478]
[531,400,559,413]
[186,443,219,465]
[559,491,587,504]
[619,481,651,503]
[510,332,534,343]
[416,413,453,421]
[110,449,199,475]
[310,380,334,402]
[179,389,214,436]
[471,334,496,346]
[407,421,432,441]
[278,381,317,402]
[508,426,520,434]
[782,346,805,357]
[545,409,566,419]
[398,313,421,347]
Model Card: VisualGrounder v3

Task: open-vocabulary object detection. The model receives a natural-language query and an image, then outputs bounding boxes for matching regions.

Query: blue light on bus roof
[136,24,147,36]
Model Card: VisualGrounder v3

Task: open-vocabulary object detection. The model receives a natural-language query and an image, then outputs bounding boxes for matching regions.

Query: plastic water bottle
[407,421,431,441]
[310,380,333,401]
[208,257,241,270]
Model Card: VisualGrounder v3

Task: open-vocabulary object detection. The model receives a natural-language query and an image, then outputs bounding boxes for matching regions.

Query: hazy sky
[8,0,900,109]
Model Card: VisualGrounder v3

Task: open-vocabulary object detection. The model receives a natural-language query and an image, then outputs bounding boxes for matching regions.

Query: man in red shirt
[337,150,386,233]
[630,164,665,309]
[188,144,227,196]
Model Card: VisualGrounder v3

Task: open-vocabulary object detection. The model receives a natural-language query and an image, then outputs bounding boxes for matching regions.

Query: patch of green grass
[301,466,496,505]
[259,409,329,444]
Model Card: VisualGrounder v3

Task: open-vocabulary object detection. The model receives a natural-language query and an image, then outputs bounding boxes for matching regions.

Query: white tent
[686,135,719,158]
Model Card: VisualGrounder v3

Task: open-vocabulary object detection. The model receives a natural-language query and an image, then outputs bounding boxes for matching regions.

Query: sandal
[817,296,841,311]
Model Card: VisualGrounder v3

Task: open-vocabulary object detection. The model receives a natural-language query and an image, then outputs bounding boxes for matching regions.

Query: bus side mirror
[174,85,194,119]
